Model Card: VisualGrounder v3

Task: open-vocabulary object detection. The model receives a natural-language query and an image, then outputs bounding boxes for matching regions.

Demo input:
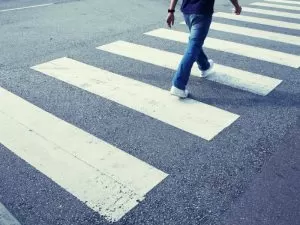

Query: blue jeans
[172,14,212,90]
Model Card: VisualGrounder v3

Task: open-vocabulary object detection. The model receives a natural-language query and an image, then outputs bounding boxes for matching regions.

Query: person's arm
[166,0,178,28]
[168,0,178,11]
[230,0,242,15]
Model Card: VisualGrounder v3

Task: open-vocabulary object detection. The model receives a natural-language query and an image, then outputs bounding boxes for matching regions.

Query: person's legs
[195,17,212,71]
[196,48,210,71]
[171,14,212,91]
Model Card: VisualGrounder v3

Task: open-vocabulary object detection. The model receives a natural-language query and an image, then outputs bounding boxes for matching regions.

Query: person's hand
[166,13,175,28]
[234,5,242,15]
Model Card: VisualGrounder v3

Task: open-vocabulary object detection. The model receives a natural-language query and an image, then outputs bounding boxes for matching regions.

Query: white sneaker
[170,86,189,98]
[201,59,214,77]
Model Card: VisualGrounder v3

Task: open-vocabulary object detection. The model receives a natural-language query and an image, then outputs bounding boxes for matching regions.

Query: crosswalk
[242,7,300,19]
[145,28,300,67]
[214,12,300,30]
[209,22,300,45]
[264,0,300,5]
[1,0,300,223]
[31,57,240,141]
[98,40,282,96]
[251,2,300,11]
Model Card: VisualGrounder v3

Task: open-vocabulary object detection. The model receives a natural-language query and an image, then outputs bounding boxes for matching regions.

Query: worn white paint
[98,41,282,96]
[145,28,300,68]
[0,3,53,12]
[242,7,300,19]
[0,202,21,225]
[0,87,168,222]
[251,2,300,10]
[32,57,239,141]
[214,12,300,30]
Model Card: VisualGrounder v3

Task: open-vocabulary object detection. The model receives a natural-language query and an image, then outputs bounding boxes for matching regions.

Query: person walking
[167,0,242,98]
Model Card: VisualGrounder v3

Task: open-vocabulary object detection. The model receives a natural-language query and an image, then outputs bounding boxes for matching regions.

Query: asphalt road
[0,0,299,225]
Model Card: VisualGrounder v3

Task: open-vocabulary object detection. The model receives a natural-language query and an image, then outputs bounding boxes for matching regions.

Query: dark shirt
[181,0,215,15]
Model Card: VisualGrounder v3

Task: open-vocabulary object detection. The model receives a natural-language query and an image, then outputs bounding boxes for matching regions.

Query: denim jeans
[172,14,212,90]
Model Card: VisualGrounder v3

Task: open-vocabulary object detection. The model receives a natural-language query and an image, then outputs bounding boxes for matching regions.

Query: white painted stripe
[145,28,300,68]
[242,6,300,19]
[0,3,53,12]
[251,2,300,10]
[0,87,168,222]
[97,41,282,96]
[182,21,300,46]
[265,0,300,5]
[0,203,21,225]
[209,22,300,46]
[214,12,300,30]
[32,57,239,141]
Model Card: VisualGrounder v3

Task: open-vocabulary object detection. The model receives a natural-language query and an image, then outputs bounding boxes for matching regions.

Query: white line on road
[98,40,282,96]
[0,202,21,225]
[32,57,239,141]
[242,7,300,19]
[214,12,300,30]
[193,22,300,46]
[0,3,53,13]
[265,0,300,5]
[251,2,300,10]
[145,28,300,68]
[0,87,168,222]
